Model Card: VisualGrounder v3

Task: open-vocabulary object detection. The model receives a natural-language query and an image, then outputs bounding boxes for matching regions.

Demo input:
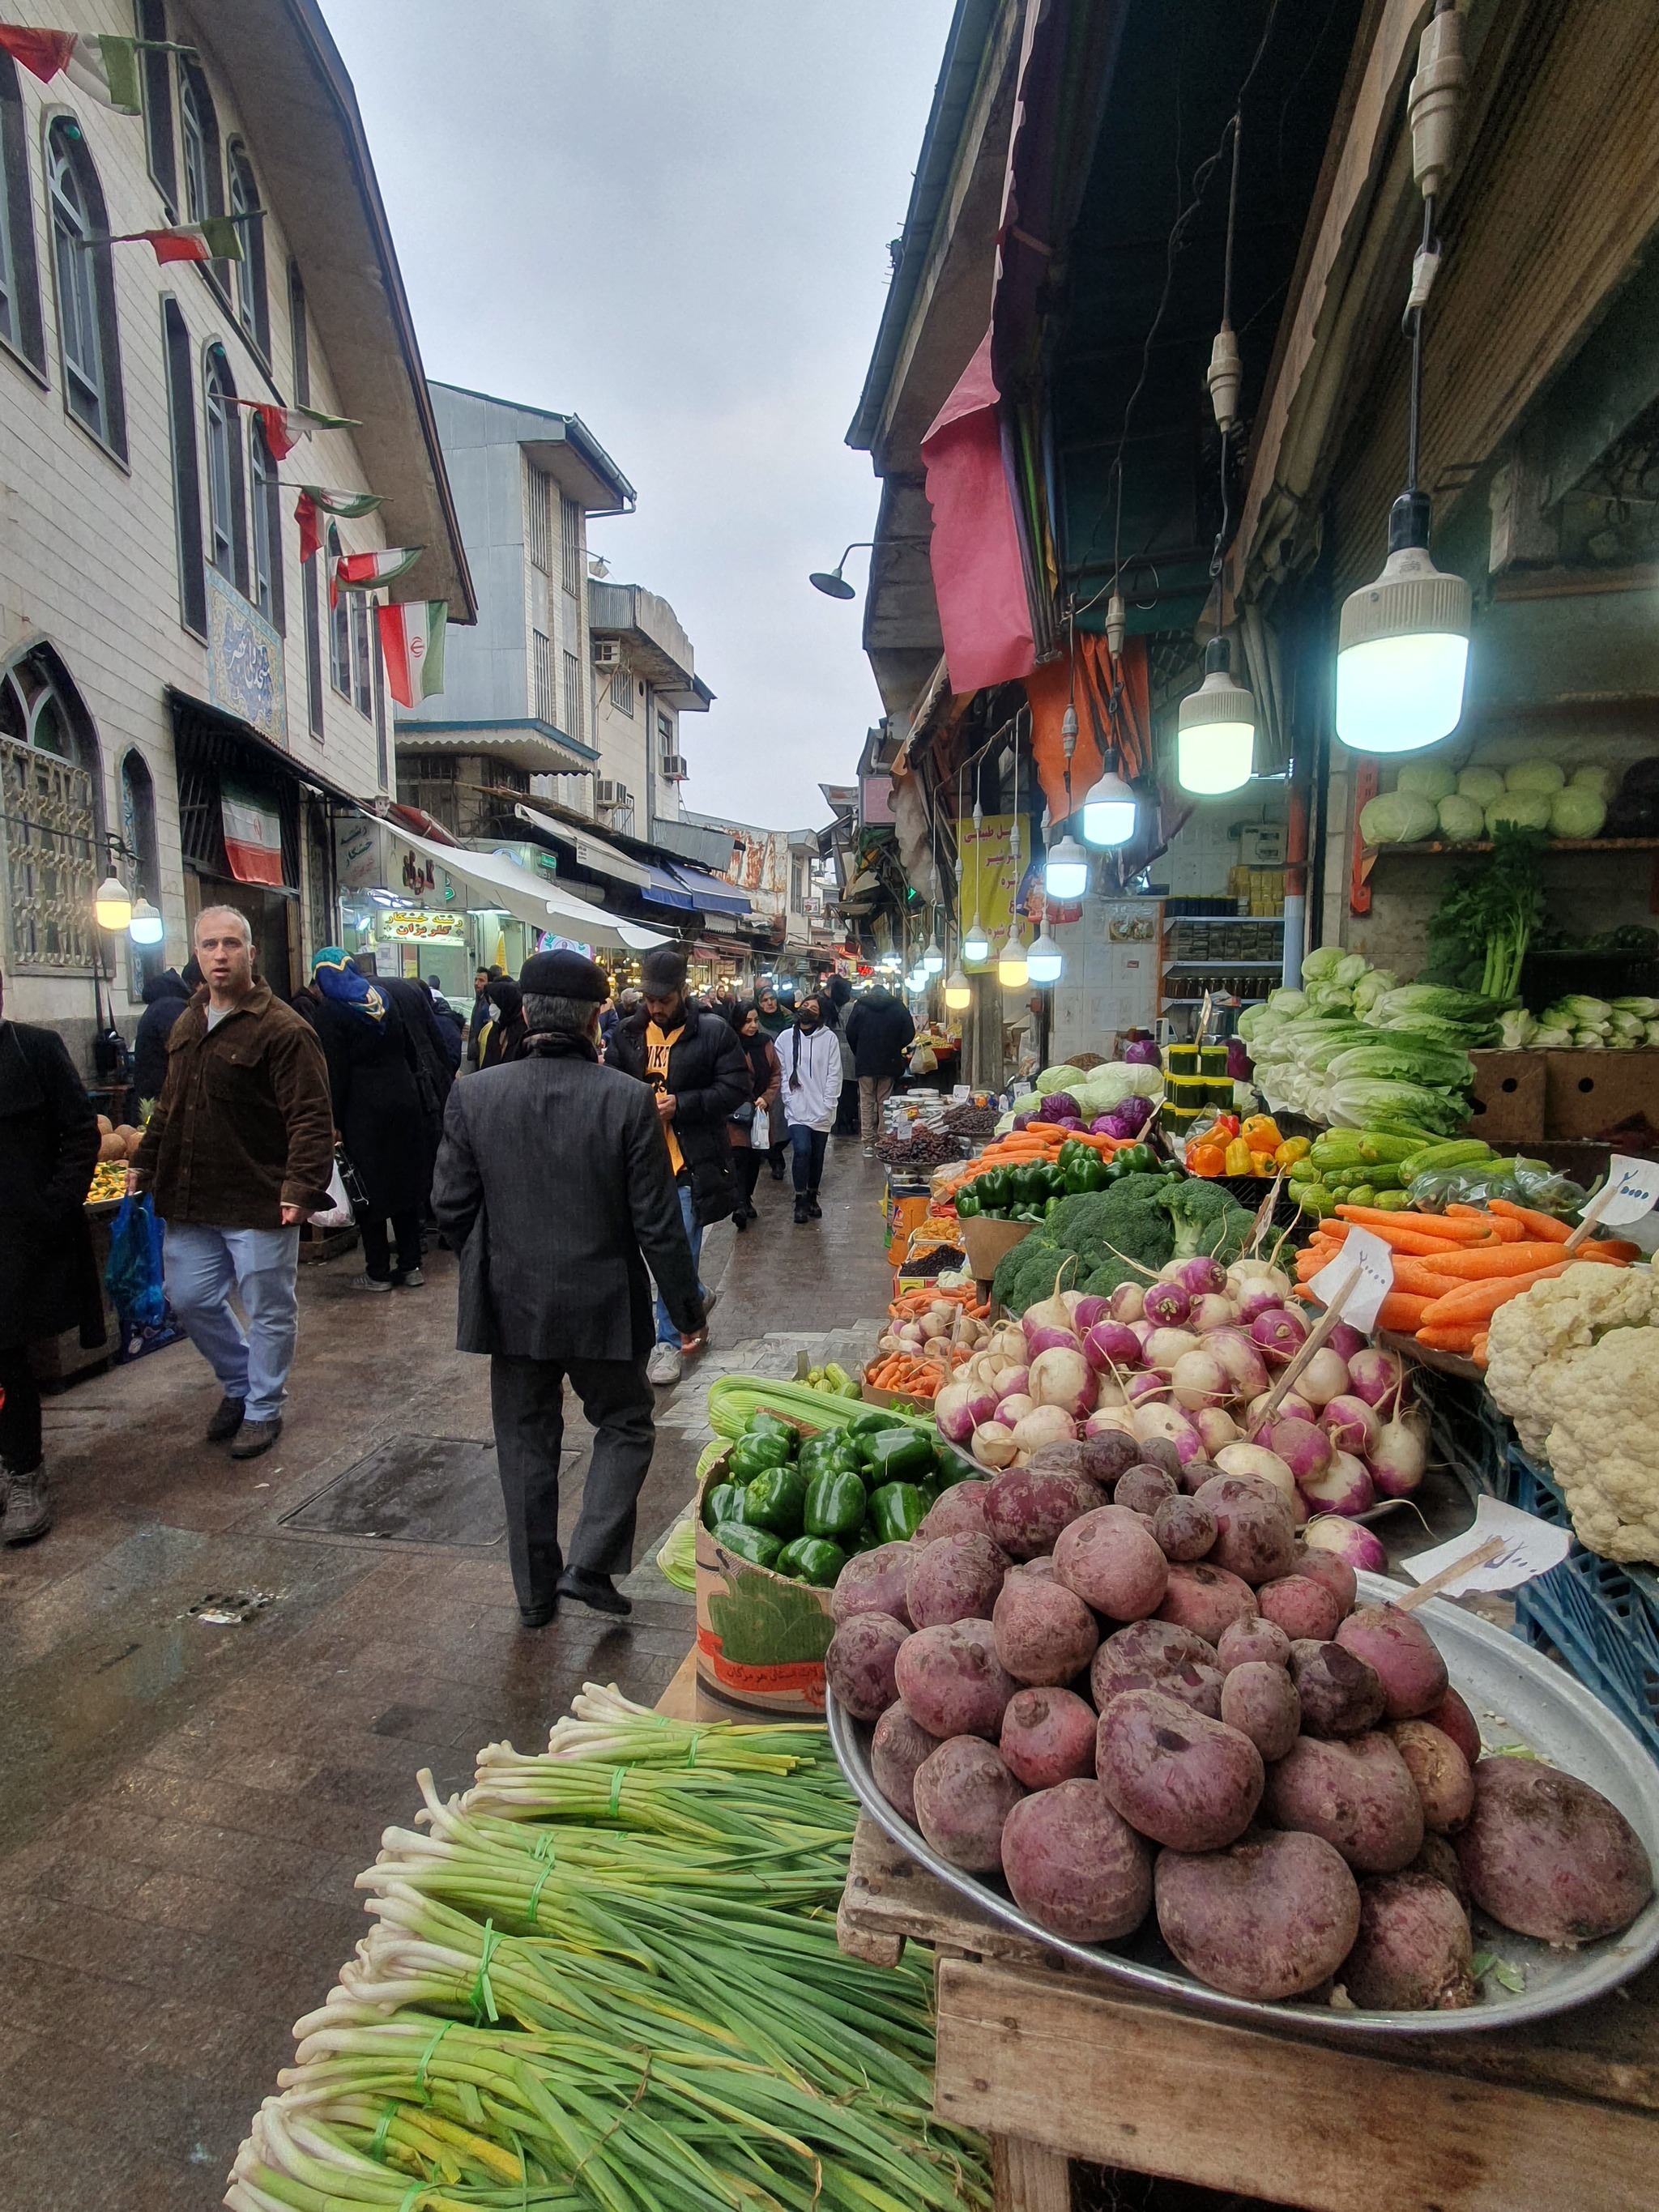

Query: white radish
[1171,1348,1230,1411]
[1297,1347,1351,1409]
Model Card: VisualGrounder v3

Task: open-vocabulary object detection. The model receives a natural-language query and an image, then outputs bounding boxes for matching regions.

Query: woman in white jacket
[778,995,843,1224]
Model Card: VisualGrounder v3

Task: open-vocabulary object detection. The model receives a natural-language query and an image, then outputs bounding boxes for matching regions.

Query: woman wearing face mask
[779,995,842,1225]
[727,1004,781,1228]
[475,978,527,1069]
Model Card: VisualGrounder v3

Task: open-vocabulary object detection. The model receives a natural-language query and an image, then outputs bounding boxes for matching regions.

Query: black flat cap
[518,948,610,1001]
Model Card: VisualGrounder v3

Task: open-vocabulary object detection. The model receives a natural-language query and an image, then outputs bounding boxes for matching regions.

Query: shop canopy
[667,862,752,918]
[638,861,698,913]
[512,802,656,891]
[350,816,671,952]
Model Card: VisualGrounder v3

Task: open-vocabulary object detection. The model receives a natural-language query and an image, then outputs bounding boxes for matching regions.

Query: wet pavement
[0,1137,893,2209]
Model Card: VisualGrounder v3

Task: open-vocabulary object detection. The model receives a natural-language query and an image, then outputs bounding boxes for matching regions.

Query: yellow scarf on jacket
[646,1021,684,1174]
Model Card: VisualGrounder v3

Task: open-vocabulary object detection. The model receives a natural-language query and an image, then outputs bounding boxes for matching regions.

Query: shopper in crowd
[308,951,430,1291]
[599,991,621,1051]
[0,968,103,1544]
[754,986,789,1040]
[467,965,505,1068]
[608,945,747,1386]
[128,907,333,1459]
[753,987,791,1176]
[475,978,527,1068]
[845,978,915,1155]
[779,992,842,1224]
[425,975,466,1072]
[433,949,704,1626]
[131,966,191,1103]
[353,957,454,1182]
[819,980,861,1138]
[727,1003,781,1230]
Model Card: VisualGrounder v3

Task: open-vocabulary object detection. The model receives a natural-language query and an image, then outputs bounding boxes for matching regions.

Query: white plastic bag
[309,1162,353,1230]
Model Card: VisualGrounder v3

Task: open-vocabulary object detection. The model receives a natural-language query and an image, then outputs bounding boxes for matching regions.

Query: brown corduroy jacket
[130,984,335,1230]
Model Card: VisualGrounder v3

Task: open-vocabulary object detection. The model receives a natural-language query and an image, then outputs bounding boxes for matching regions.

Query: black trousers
[734,1146,763,1208]
[357,1208,422,1281]
[0,1344,43,1472]
[489,1352,657,1611]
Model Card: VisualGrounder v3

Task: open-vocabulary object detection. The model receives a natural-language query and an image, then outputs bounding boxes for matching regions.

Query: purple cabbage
[1035,1091,1081,1123]
[1122,1038,1162,1068]
[1097,1094,1153,1140]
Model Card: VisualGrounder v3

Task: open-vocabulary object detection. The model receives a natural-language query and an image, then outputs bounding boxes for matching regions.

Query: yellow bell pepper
[1274,1136,1311,1166]
[1224,1135,1253,1177]
[1250,1151,1277,1176]
[1240,1115,1282,1149]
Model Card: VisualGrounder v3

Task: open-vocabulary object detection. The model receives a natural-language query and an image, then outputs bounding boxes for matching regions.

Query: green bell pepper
[847,1407,910,1441]
[847,1519,884,1554]
[743,1464,810,1535]
[804,1467,868,1540]
[800,1432,859,1481]
[746,1411,798,1451]
[710,1520,783,1569]
[775,1535,846,1586]
[934,1445,980,1489]
[702,1481,745,1531]
[728,1431,791,1482]
[973,1167,1011,1212]
[954,1187,982,1219]
[868,1481,929,1544]
[1064,1153,1110,1195]
[859,1424,936,1483]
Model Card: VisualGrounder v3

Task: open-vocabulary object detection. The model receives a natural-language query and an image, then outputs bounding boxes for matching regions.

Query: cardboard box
[960,1214,1032,1285]
[1466,1051,1546,1146]
[694,1451,834,1716]
[1542,1050,1659,1143]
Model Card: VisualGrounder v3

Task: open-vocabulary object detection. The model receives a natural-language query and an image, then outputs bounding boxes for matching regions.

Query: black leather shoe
[793,1198,810,1225]
[807,1191,822,1218]
[206,1396,245,1443]
[556,1569,632,1617]
[518,1601,558,1630]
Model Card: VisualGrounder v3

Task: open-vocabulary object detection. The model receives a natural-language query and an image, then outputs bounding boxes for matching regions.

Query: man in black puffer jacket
[132,966,192,1103]
[608,946,748,1387]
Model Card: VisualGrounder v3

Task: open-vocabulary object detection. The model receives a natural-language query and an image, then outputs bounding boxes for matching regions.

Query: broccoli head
[1156,1177,1256,1262]
[994,1236,1079,1315]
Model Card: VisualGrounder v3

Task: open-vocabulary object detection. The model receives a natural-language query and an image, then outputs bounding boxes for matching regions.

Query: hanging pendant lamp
[1081,766,1136,847]
[1044,832,1089,900]
[996,926,1028,989]
[944,963,971,1010]
[1026,927,1063,985]
[1177,635,1256,795]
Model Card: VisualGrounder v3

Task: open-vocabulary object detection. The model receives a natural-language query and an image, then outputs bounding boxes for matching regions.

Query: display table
[835,1813,1659,2212]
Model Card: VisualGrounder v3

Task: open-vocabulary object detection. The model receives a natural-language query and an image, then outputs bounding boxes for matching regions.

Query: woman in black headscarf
[309,952,429,1289]
[727,1003,781,1228]
[476,978,527,1068]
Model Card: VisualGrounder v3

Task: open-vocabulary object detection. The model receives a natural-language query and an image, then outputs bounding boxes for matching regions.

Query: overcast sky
[318,0,957,830]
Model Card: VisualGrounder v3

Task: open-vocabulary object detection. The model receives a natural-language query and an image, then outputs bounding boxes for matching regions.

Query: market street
[0,1150,890,2210]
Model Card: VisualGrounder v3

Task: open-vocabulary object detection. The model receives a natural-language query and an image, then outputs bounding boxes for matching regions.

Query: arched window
[178,61,220,228]
[48,118,124,454]
[227,140,267,355]
[203,343,247,593]
[249,413,284,629]
[0,53,43,370]
[0,644,100,973]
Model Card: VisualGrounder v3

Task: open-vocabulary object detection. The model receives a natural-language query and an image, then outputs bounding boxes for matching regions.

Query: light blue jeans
[655,1182,706,1346]
[163,1222,301,1425]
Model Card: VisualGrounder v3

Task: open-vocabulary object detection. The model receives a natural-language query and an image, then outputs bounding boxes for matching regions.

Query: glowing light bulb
[1043,834,1089,900]
[1335,492,1471,754]
[94,876,133,931]
[1081,770,1136,848]
[1176,637,1256,795]
[996,927,1028,988]
[943,965,971,1010]
[1026,929,1063,985]
[127,897,164,947]
[962,912,991,965]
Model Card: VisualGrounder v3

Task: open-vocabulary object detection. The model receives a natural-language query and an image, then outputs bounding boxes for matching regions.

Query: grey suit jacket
[433,1050,703,1362]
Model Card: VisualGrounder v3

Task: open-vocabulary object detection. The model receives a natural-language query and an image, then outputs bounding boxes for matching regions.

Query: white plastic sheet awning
[345,817,671,953]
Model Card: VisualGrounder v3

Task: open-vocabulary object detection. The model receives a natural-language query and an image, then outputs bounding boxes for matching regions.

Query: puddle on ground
[186,1590,278,1624]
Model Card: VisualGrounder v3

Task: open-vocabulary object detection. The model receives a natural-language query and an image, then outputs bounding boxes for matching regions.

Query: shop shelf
[1362,837,1659,859]
[1501,1446,1659,1762]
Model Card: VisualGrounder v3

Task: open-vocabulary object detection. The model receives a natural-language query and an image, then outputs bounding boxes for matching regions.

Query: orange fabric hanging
[1024,633,1151,825]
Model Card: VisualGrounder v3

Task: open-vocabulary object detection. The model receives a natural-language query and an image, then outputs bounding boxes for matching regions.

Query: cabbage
[1504,758,1566,795]
[1531,1026,1573,1048]
[1485,791,1552,832]
[1266,986,1307,1013]
[1544,995,1611,1028]
[1333,953,1370,988]
[1456,765,1506,806]
[1549,786,1606,838]
[1499,1009,1537,1049]
[1614,997,1659,1018]
[1436,792,1486,842]
[1327,1042,1473,1089]
[1395,761,1456,803]
[1327,1080,1469,1135]
[1647,1022,1659,1047]
[1571,765,1614,801]
[1609,1011,1645,1040]
[1036,1063,1088,1095]
[1371,985,1507,1025]
[1299,948,1343,983]
[1359,790,1439,844]
[1351,967,1396,1012]
[1303,982,1355,1013]
[1572,1031,1606,1050]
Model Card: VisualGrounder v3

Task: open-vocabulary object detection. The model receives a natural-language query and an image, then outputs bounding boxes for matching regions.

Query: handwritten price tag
[1308,1225,1395,1332]
[1402,1495,1572,1597]
[1590,1153,1659,1228]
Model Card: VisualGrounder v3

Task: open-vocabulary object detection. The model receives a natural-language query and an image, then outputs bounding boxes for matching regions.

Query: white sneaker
[646,1342,683,1387]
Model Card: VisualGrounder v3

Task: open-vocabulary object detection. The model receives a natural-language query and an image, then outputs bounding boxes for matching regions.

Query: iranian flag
[221,784,284,889]
[230,398,357,462]
[109,216,243,264]
[0,27,184,112]
[335,546,423,591]
[378,601,448,709]
[294,487,382,566]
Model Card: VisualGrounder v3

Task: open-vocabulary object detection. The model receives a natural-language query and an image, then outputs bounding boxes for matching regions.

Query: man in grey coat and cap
[433,948,705,1626]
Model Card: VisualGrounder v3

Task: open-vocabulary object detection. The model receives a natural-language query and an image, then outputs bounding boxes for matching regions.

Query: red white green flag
[0,27,190,113]
[335,546,423,591]
[292,486,382,564]
[229,398,357,462]
[105,216,244,264]
[221,783,284,888]
[377,602,447,709]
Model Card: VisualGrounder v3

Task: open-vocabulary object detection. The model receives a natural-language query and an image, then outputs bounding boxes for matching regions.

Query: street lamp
[94,875,133,932]
[808,542,872,600]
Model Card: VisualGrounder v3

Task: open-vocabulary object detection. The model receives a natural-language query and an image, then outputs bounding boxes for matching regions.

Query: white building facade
[0,0,469,1067]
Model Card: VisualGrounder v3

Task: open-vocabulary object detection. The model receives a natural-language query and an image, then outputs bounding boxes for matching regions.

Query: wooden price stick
[1247,1263,1360,1436]
[1396,1536,1507,1612]
[1563,1180,1617,1253]
[1247,1171,1286,1255]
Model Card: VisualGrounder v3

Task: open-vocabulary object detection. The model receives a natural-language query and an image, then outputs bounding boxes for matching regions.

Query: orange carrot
[1414,1240,1591,1280]
[1331,1209,1495,1244]
[1586,1239,1642,1264]
[1472,1331,1491,1366]
[1418,1262,1572,1327]
[1326,1216,1490,1259]
[1375,1291,1435,1331]
[1447,1204,1525,1241]
[1487,1199,1572,1242]
[1416,1325,1482,1353]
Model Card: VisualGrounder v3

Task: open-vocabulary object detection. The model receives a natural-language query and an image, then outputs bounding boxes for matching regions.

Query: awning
[638,861,697,913]
[667,862,752,918]
[513,802,655,889]
[339,816,671,952]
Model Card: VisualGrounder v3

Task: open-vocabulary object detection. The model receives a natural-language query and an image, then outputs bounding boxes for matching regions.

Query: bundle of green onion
[227,1686,989,2212]
[706,1375,934,1443]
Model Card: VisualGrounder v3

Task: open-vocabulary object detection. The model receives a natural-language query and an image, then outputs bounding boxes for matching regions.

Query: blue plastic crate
[1504,1447,1659,1763]
[1410,1359,1512,1504]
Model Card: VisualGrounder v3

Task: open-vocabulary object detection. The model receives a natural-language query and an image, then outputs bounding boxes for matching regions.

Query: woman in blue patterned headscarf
[313,948,386,1021]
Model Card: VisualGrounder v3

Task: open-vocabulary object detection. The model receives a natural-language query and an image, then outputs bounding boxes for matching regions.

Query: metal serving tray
[827,1573,1659,2039]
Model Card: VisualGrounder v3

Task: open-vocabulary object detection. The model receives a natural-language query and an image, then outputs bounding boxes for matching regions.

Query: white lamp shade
[1335,540,1471,753]
[1177,718,1256,795]
[922,939,945,974]
[943,965,971,1009]
[962,914,991,964]
[1043,834,1089,900]
[1080,771,1137,847]
[996,929,1028,988]
[1026,929,1063,984]
[127,897,164,947]
[94,876,133,931]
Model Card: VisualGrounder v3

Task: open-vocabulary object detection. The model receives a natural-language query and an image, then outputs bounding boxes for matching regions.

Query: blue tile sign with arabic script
[207,567,287,745]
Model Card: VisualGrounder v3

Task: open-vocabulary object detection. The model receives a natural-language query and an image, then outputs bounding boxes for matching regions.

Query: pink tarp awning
[919,333,1035,695]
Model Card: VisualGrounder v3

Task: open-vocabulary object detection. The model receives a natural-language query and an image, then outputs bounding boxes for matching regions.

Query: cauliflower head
[1545,1325,1659,1563]
[1484,1264,1656,1455]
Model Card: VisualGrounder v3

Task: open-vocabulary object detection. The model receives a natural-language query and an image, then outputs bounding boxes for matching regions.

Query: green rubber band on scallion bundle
[415,2019,451,2095]
[370,2099,399,2159]
[398,2182,433,2212]
[526,1856,555,1923]
[470,1916,501,2024]
[685,1733,699,1768]
[608,1767,625,1816]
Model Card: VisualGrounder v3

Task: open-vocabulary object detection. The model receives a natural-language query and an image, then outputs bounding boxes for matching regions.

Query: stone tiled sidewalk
[0,1138,893,2208]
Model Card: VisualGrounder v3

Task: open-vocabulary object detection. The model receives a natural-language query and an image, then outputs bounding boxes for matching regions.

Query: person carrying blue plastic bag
[126,909,334,1460]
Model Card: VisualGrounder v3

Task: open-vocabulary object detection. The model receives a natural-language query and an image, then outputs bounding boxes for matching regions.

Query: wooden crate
[1543,1049,1659,1142]
[1465,1050,1546,1145]
[837,1813,1659,2212]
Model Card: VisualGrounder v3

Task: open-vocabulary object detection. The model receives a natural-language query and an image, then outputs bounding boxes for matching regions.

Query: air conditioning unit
[591,637,621,669]
[660,753,689,782]
[595,779,621,808]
